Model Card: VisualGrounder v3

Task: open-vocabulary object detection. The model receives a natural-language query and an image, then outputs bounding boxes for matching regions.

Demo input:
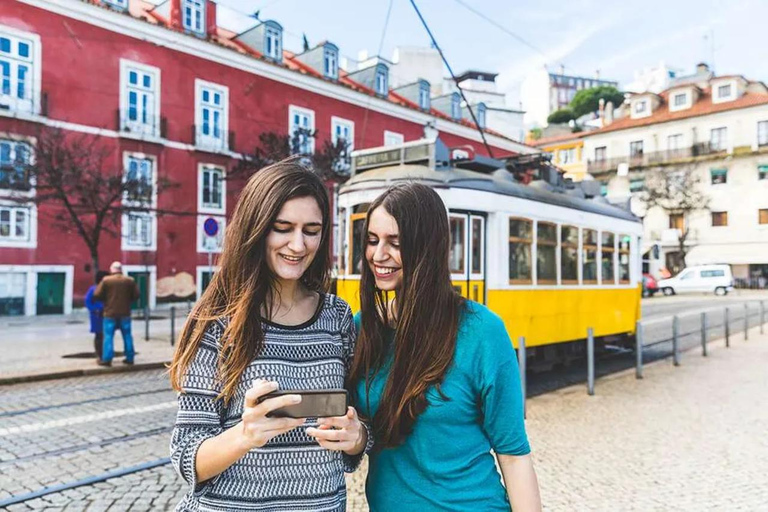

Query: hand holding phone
[256,389,348,418]
[239,380,306,450]
[306,406,366,456]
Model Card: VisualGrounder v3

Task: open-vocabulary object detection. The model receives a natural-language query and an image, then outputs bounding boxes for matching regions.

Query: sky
[211,0,768,106]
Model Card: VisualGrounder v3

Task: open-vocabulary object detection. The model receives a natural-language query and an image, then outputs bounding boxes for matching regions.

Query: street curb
[0,361,171,386]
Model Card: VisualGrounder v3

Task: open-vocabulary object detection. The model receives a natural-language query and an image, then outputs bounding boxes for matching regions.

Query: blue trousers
[102,317,135,363]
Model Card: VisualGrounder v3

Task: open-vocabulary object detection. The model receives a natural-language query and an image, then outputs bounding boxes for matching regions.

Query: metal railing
[587,143,727,173]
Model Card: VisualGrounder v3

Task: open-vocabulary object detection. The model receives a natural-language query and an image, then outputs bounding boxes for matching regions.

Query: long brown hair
[170,159,331,402]
[349,183,465,448]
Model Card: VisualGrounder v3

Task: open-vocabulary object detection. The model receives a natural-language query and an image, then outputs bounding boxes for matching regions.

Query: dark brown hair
[170,158,331,402]
[349,183,465,448]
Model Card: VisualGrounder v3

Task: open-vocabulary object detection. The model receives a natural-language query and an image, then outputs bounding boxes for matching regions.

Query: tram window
[561,225,579,283]
[471,218,483,274]
[602,232,616,284]
[508,218,532,283]
[583,229,598,283]
[537,222,557,284]
[449,216,466,274]
[349,213,367,275]
[619,235,631,283]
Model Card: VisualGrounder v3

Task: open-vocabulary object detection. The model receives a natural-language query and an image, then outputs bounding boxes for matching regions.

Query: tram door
[448,212,486,304]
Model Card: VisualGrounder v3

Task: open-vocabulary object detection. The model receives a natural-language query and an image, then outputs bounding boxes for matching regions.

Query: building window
[124,155,153,205]
[0,140,31,191]
[122,154,155,251]
[384,131,404,146]
[561,225,578,283]
[717,83,732,99]
[199,166,224,213]
[668,133,683,152]
[711,211,728,227]
[594,146,606,161]
[195,80,228,150]
[477,103,487,129]
[509,218,532,283]
[323,46,338,80]
[264,25,282,61]
[375,67,388,96]
[331,117,354,173]
[673,92,687,107]
[182,0,205,35]
[630,140,644,157]
[759,209,768,225]
[289,106,315,154]
[629,178,645,193]
[710,127,727,151]
[669,213,685,231]
[537,222,557,284]
[601,232,615,285]
[451,93,461,120]
[418,83,430,110]
[711,168,727,185]
[125,212,153,248]
[120,60,160,137]
[758,121,768,147]
[0,271,27,316]
[0,205,30,242]
[449,216,465,274]
[618,235,631,283]
[0,29,38,114]
[559,148,577,165]
[759,165,768,180]
[634,100,647,114]
[582,229,598,283]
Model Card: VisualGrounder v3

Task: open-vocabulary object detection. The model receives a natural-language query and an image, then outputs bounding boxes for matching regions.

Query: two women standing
[169,159,541,511]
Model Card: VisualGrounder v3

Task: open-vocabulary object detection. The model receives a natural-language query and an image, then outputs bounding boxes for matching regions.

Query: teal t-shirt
[354,301,530,512]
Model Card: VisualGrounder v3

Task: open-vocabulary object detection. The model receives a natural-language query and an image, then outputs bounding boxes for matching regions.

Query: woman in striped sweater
[169,159,372,512]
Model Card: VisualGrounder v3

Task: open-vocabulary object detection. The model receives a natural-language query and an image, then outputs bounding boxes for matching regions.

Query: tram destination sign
[354,148,402,170]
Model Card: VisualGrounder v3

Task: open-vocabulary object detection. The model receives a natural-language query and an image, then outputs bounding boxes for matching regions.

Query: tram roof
[340,163,639,223]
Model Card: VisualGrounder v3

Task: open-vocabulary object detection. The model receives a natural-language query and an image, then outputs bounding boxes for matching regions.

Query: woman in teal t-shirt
[349,183,542,511]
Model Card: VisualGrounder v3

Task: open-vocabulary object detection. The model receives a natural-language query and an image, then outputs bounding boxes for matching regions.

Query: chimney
[206,0,217,38]
[605,101,614,126]
[696,62,710,74]
[169,0,182,29]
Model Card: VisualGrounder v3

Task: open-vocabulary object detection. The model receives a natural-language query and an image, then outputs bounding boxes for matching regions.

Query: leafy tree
[528,127,542,140]
[547,108,575,124]
[641,167,710,271]
[569,85,625,118]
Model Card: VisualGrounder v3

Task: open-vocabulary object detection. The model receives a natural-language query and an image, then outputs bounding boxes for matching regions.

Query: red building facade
[0,0,530,315]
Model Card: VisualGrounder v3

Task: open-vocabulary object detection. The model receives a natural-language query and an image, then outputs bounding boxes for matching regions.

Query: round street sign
[203,217,219,237]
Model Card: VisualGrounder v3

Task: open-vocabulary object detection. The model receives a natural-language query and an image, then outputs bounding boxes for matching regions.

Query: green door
[36,272,65,315]
[127,271,149,310]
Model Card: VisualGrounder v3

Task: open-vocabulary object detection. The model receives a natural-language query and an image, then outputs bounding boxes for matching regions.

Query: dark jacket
[84,285,104,333]
[94,274,140,318]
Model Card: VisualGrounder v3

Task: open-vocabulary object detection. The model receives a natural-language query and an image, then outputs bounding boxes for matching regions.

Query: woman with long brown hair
[350,182,541,511]
[169,159,371,512]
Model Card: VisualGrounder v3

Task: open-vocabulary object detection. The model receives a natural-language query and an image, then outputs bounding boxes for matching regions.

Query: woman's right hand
[239,379,306,450]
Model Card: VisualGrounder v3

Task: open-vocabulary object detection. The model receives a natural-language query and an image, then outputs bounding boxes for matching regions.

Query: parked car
[656,264,734,296]
[642,273,659,297]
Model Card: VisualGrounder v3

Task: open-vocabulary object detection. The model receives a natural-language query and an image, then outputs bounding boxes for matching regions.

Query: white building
[582,72,768,285]
[521,66,618,128]
[624,61,684,94]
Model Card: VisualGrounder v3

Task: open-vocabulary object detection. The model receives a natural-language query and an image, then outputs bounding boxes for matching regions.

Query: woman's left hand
[306,407,366,456]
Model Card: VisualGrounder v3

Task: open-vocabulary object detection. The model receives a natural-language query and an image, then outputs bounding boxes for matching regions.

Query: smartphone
[257,389,348,418]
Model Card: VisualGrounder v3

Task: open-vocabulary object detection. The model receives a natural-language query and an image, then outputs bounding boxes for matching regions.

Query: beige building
[582,71,768,285]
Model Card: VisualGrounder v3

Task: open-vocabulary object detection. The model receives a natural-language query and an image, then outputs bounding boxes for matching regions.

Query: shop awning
[685,243,768,266]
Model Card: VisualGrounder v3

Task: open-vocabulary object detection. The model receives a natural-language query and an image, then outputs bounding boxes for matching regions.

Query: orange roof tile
[529,132,586,147]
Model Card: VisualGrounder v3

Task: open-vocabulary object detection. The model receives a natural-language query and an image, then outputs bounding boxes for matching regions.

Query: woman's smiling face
[264,196,323,284]
[365,206,403,292]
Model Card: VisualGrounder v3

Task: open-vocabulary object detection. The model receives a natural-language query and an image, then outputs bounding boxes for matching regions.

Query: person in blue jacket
[349,183,542,512]
[85,271,108,361]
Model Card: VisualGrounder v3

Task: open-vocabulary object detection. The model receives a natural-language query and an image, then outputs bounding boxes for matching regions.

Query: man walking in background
[94,261,140,367]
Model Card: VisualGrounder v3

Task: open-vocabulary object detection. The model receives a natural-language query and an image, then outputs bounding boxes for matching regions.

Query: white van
[657,264,734,296]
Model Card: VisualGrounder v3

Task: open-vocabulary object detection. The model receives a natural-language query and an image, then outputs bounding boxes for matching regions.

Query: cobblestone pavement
[1,325,765,510]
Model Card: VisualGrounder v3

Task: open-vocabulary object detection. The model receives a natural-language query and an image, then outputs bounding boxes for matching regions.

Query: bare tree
[7,126,178,279]
[641,166,710,270]
[231,128,351,183]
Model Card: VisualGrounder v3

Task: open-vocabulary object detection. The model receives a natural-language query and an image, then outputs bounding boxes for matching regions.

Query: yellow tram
[335,138,643,361]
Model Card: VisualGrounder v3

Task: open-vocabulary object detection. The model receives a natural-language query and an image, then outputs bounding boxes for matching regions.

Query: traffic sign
[203,217,219,237]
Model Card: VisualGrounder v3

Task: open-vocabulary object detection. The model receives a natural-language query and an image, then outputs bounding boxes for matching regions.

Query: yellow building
[529,132,587,181]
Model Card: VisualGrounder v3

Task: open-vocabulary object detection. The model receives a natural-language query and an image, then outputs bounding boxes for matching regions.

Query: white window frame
[715,82,734,102]
[197,163,226,215]
[264,25,282,61]
[194,79,229,151]
[0,138,33,194]
[182,0,206,35]
[331,116,354,172]
[196,265,221,299]
[323,47,338,80]
[0,25,42,115]
[0,264,74,316]
[384,130,404,146]
[121,152,157,251]
[758,121,768,147]
[710,127,728,152]
[288,105,315,154]
[418,84,430,110]
[668,133,683,151]
[670,91,690,111]
[634,100,647,114]
[0,200,36,248]
[375,67,388,96]
[197,214,226,253]
[477,103,487,128]
[119,59,161,138]
[451,94,461,120]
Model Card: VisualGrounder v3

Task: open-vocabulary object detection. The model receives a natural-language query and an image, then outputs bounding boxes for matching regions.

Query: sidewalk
[0,309,184,384]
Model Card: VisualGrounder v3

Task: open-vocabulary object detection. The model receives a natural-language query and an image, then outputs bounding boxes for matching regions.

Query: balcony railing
[116,110,166,139]
[0,89,47,117]
[192,125,234,152]
[588,143,727,173]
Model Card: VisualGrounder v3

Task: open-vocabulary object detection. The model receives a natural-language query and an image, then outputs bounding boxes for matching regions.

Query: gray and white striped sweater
[170,294,371,512]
